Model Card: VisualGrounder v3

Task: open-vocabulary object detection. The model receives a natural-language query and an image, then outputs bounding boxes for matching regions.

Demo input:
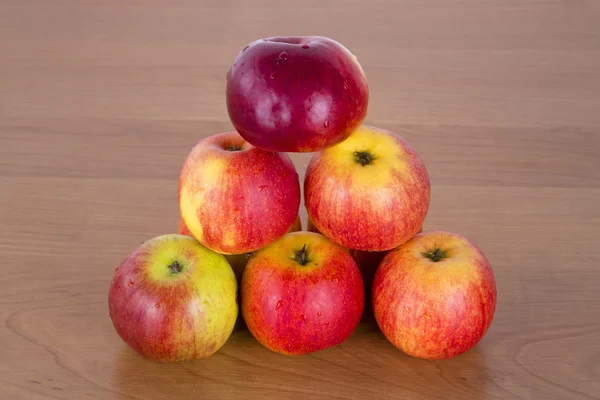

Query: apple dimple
[263,36,308,45]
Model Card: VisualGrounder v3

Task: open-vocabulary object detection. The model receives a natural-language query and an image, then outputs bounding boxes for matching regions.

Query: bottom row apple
[108,229,496,362]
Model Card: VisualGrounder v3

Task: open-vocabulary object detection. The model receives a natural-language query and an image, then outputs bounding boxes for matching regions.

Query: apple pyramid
[108,35,496,363]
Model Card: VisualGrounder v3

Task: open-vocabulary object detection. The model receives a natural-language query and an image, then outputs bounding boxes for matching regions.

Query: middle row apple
[178,125,430,259]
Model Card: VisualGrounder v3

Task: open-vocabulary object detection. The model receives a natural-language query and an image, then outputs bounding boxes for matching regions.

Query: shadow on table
[113,317,491,399]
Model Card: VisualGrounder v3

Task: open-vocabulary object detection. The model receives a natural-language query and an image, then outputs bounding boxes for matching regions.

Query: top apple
[226,36,369,153]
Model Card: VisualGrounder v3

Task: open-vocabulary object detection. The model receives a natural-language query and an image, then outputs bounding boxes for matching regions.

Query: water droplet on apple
[301,44,310,49]
[317,311,322,317]
[325,322,329,326]
[155,303,160,308]
[275,300,283,310]
[128,280,134,287]
[343,83,348,90]
[333,278,339,283]
[270,72,277,79]
[405,306,411,313]
[323,120,329,128]
[276,51,288,64]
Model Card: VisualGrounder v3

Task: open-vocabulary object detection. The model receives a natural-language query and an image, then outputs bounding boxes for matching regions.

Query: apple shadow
[345,328,493,398]
[112,340,247,399]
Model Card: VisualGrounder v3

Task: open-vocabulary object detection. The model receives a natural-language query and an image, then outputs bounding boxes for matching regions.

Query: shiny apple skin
[226,36,369,152]
[241,231,364,355]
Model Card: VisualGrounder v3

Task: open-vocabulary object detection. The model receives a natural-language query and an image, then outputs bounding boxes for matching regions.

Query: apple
[306,216,387,294]
[372,231,497,360]
[108,234,238,362]
[179,131,301,255]
[241,231,364,355]
[304,125,430,252]
[178,215,302,283]
[226,36,369,152]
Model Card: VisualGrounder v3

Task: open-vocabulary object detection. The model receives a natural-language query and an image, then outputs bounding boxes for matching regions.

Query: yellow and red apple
[372,231,497,360]
[241,231,364,355]
[179,132,300,255]
[226,36,369,152]
[108,234,238,362]
[305,125,430,252]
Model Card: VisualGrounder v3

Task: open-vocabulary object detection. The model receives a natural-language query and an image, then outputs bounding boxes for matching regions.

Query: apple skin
[108,234,238,362]
[179,132,301,255]
[306,216,422,292]
[372,231,497,360]
[304,125,430,252]
[178,215,302,284]
[226,36,369,152]
[306,216,388,293]
[241,231,364,355]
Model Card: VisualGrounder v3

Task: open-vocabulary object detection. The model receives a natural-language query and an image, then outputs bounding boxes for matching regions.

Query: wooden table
[1,1,599,399]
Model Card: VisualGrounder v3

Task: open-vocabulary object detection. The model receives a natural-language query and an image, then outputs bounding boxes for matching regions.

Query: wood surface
[1,0,599,399]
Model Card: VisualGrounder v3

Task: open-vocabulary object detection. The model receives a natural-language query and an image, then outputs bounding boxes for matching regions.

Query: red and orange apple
[372,231,497,360]
[241,231,364,355]
[226,36,369,152]
[305,125,430,252]
[179,132,300,255]
[108,234,238,362]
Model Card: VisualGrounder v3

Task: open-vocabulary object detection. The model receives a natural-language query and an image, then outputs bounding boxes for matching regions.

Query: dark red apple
[226,36,369,152]
[241,231,364,355]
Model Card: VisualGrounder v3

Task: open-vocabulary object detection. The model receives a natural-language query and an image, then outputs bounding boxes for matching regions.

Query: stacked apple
[108,36,497,362]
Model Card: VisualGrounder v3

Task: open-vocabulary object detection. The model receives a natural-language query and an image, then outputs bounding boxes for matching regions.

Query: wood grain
[1,0,599,399]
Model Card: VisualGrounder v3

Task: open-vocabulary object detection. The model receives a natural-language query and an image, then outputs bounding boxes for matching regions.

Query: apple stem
[354,151,373,166]
[168,260,183,274]
[227,145,242,151]
[296,244,309,266]
[422,248,448,262]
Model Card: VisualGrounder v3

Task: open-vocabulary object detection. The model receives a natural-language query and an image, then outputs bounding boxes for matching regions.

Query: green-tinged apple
[305,125,430,252]
[226,36,369,152]
[241,231,364,355]
[178,215,302,283]
[108,234,238,362]
[179,132,300,255]
[372,231,497,360]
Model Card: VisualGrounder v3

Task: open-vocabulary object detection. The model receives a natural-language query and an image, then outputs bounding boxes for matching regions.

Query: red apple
[178,215,303,283]
[241,231,364,355]
[108,234,238,362]
[305,125,430,252]
[372,231,497,360]
[226,36,369,152]
[179,132,300,255]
